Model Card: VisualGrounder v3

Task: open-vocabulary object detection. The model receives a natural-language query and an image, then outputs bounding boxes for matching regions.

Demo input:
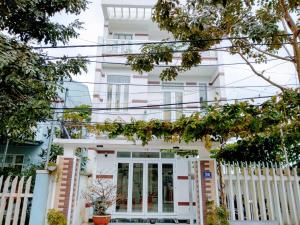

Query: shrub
[47,209,67,225]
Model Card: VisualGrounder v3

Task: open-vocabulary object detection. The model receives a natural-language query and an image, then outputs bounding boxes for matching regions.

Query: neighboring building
[56,0,223,223]
[0,80,92,170]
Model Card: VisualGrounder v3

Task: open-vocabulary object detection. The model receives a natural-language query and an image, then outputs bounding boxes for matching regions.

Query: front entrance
[115,158,175,216]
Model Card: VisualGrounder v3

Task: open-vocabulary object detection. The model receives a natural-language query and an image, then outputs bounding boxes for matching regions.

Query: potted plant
[82,176,120,225]
[47,161,57,172]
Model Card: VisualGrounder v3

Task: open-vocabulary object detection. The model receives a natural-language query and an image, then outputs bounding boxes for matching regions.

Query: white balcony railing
[102,39,217,58]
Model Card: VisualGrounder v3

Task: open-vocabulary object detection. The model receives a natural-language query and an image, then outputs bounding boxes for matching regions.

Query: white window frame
[114,156,177,217]
[162,82,184,121]
[0,154,25,169]
[106,75,130,111]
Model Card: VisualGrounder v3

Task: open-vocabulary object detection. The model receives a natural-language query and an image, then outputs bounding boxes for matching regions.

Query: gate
[219,163,300,225]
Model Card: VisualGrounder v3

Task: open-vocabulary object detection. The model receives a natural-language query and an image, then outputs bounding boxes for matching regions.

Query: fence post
[29,170,50,225]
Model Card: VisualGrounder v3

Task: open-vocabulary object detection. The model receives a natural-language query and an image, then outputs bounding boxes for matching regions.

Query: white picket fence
[220,163,300,225]
[0,176,33,225]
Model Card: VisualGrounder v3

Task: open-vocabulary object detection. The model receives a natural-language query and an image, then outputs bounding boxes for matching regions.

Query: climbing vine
[88,89,299,164]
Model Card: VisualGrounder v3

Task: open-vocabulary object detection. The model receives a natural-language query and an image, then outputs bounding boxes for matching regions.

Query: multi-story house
[56,0,226,224]
[87,0,224,222]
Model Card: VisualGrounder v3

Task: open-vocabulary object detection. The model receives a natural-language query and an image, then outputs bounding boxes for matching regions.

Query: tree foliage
[62,104,92,139]
[127,0,300,88]
[0,0,88,142]
[89,89,299,164]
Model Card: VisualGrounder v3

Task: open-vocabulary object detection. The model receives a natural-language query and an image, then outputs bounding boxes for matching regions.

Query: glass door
[115,161,174,215]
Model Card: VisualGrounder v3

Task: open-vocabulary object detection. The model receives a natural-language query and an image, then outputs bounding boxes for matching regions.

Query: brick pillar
[194,159,217,225]
[53,156,81,225]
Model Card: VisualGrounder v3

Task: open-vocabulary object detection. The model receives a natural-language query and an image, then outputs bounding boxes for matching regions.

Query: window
[113,33,133,40]
[132,152,160,158]
[112,33,133,53]
[162,164,174,212]
[106,75,130,111]
[0,154,24,171]
[199,83,207,105]
[162,82,184,121]
[116,163,129,212]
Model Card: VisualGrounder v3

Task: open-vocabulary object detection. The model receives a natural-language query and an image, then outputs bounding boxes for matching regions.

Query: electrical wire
[33,34,293,49]
[46,94,274,112]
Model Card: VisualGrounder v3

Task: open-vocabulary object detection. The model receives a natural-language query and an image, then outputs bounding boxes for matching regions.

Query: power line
[59,79,298,88]
[49,95,273,111]
[33,34,293,49]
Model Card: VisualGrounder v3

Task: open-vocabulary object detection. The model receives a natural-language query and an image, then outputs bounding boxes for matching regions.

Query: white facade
[92,0,225,124]
[82,0,223,223]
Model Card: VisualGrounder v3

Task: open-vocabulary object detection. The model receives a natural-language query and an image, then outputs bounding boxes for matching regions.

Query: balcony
[102,0,155,21]
[102,39,218,59]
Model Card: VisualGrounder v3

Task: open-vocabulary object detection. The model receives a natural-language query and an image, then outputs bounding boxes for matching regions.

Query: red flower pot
[93,215,111,225]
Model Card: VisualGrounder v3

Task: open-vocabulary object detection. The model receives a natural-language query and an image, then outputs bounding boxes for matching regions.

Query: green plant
[48,162,57,167]
[75,147,88,171]
[63,104,92,139]
[39,144,64,163]
[206,201,229,225]
[47,209,67,225]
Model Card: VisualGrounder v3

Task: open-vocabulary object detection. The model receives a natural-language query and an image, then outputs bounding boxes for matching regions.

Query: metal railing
[102,39,217,58]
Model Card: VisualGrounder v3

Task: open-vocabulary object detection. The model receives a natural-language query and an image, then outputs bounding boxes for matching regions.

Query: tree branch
[250,44,294,62]
[236,52,287,91]
[279,0,300,39]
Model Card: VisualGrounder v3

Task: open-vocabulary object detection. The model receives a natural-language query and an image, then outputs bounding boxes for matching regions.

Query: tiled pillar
[194,159,217,225]
[53,156,81,225]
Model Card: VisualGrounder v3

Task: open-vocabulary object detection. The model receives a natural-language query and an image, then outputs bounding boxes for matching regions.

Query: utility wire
[33,34,293,49]
[58,79,298,88]
[49,95,273,111]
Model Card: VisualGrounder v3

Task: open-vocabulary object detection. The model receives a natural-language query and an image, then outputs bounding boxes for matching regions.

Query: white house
[55,0,224,223]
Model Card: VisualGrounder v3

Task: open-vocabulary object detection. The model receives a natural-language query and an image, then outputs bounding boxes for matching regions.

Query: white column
[86,149,97,176]
[63,145,76,157]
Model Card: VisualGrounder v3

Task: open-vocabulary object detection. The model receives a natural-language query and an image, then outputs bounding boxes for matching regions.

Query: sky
[47,0,299,101]
[47,0,104,95]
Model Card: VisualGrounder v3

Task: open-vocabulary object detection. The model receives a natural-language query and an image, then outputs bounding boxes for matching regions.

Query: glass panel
[132,152,160,158]
[199,83,207,105]
[175,92,183,119]
[107,84,112,109]
[162,164,174,212]
[161,152,175,158]
[116,163,129,212]
[163,92,171,121]
[115,84,121,110]
[117,152,131,158]
[148,164,158,212]
[107,75,130,84]
[162,82,184,90]
[132,163,143,212]
[14,165,23,172]
[123,84,129,111]
[5,155,13,163]
[15,155,24,164]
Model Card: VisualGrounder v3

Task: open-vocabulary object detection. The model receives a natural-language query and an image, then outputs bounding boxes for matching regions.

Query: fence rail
[219,163,300,225]
[0,176,33,225]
